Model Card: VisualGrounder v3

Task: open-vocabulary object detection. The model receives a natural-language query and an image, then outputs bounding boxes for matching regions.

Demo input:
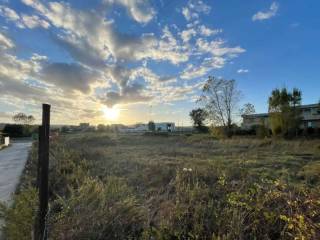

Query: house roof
[299,103,320,109]
[242,113,269,118]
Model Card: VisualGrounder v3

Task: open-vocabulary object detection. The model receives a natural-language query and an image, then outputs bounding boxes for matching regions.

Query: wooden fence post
[36,104,50,240]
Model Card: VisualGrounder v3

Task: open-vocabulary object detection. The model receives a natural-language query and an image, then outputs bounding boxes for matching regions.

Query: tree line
[2,113,36,137]
[190,76,320,138]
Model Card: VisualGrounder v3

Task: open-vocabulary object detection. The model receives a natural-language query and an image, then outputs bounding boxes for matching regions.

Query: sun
[102,106,120,121]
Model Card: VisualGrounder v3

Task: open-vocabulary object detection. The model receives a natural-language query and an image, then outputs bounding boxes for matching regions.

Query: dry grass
[2,132,320,239]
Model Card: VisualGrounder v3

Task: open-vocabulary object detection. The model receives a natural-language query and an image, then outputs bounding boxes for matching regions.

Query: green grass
[1,133,320,239]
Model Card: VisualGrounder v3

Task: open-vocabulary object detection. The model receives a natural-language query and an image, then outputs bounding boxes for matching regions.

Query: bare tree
[198,76,241,133]
[13,112,35,125]
[240,103,256,115]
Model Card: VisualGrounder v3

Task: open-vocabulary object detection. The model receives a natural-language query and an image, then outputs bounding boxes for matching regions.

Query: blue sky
[0,0,319,125]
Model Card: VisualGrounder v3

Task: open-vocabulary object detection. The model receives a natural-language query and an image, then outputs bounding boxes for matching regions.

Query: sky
[0,0,319,126]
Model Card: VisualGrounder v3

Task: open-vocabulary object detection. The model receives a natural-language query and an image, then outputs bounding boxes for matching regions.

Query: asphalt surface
[0,140,32,203]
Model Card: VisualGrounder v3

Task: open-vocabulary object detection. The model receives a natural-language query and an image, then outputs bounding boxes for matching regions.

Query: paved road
[0,141,32,203]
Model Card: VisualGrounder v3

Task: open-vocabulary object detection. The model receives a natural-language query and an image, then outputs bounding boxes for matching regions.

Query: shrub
[3,124,37,138]
[256,125,270,138]
[0,188,38,240]
[50,177,147,239]
[210,126,228,139]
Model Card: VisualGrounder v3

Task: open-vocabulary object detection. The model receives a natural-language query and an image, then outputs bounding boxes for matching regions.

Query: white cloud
[182,0,211,21]
[0,32,14,50]
[237,69,249,74]
[0,5,24,28]
[196,38,245,57]
[0,4,50,29]
[181,28,197,43]
[21,14,50,28]
[180,57,225,80]
[182,7,191,21]
[103,0,155,23]
[0,5,19,21]
[199,25,221,36]
[0,0,246,122]
[252,2,279,21]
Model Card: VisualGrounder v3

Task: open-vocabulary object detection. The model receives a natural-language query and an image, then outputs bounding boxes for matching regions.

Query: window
[307,122,313,128]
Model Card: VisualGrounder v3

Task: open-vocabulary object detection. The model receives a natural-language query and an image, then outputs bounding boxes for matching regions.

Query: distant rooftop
[242,103,319,118]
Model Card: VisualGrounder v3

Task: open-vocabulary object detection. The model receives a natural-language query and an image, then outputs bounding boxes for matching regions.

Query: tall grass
[1,133,319,239]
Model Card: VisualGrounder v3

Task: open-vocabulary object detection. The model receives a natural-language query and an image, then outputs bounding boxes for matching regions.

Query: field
[1,133,320,239]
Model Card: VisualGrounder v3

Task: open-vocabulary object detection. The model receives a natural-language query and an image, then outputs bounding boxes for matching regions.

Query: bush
[150,171,320,239]
[210,126,228,139]
[3,124,36,138]
[50,177,146,239]
[0,188,38,240]
[256,125,270,138]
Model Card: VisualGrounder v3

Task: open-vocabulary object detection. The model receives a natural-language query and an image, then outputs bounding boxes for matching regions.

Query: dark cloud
[101,83,152,107]
[41,62,99,94]
[0,74,40,98]
[54,35,107,69]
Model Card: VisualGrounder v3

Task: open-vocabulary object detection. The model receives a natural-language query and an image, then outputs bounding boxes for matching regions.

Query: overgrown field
[1,133,320,239]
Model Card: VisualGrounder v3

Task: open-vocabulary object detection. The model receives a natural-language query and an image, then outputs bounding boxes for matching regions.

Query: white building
[119,122,175,133]
[155,122,175,132]
[4,137,10,146]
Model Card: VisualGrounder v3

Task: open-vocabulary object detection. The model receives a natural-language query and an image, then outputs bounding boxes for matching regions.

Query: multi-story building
[242,104,320,129]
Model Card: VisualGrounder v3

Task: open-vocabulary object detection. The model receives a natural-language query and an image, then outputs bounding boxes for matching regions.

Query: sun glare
[102,106,120,121]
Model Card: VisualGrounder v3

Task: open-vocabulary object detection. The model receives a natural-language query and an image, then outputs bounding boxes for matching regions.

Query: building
[119,124,148,133]
[155,122,175,132]
[242,104,320,130]
[79,123,90,129]
[242,113,269,130]
[0,131,10,148]
[119,122,175,133]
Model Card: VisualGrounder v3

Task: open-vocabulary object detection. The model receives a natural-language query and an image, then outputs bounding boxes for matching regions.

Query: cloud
[181,28,197,43]
[0,5,50,28]
[182,0,211,21]
[101,83,152,107]
[180,57,225,80]
[0,0,246,123]
[40,63,100,94]
[199,25,221,36]
[21,14,50,28]
[0,32,14,50]
[196,38,245,57]
[252,2,279,21]
[0,5,19,21]
[237,69,249,74]
[23,1,187,67]
[103,0,155,23]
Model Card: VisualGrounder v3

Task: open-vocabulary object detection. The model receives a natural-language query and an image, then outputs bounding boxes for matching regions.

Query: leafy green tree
[268,87,302,137]
[189,108,208,132]
[97,124,107,132]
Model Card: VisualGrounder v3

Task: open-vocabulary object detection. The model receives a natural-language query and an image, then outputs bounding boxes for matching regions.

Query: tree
[268,87,302,137]
[240,103,255,115]
[199,76,241,136]
[12,113,35,125]
[97,124,107,132]
[189,108,208,132]
[148,121,155,132]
